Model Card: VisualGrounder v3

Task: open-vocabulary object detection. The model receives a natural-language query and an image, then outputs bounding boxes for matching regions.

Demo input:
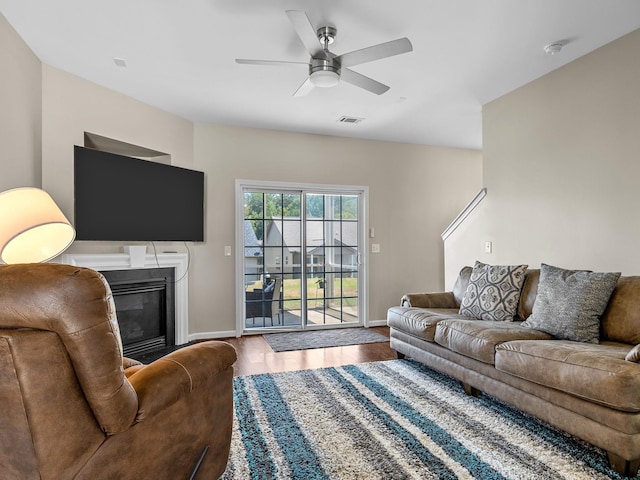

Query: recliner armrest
[123,356,143,369]
[401,291,458,309]
[127,341,237,422]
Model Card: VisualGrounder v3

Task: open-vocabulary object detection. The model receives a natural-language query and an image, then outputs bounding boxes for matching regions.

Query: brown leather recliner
[0,263,237,480]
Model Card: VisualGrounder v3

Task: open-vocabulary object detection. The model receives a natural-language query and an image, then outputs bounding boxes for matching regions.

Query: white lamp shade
[0,187,76,264]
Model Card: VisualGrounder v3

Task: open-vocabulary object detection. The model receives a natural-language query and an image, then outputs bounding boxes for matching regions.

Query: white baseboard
[189,322,387,342]
[366,319,388,327]
[188,330,237,342]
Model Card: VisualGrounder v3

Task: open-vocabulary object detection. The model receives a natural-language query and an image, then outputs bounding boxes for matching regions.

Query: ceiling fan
[235,10,413,96]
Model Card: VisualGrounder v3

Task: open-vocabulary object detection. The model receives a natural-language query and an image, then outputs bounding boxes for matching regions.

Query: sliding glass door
[237,182,366,333]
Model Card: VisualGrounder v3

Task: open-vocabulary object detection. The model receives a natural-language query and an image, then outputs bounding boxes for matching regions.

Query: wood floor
[221,326,398,377]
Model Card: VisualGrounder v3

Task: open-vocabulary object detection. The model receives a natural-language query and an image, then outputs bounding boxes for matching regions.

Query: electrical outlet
[371,243,381,253]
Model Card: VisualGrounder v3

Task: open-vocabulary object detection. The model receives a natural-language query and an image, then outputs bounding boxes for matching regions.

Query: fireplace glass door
[101,268,175,357]
[112,282,167,353]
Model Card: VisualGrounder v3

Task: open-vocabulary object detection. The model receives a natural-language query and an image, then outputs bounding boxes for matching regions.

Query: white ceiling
[2,1,639,149]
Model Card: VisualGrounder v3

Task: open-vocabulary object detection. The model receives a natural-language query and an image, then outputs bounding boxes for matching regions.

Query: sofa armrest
[401,291,458,309]
[127,341,237,422]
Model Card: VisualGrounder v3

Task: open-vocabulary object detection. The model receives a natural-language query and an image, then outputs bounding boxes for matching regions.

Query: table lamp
[0,187,76,264]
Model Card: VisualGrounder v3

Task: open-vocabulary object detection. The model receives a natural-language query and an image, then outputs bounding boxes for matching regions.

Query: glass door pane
[305,194,360,326]
[243,191,302,330]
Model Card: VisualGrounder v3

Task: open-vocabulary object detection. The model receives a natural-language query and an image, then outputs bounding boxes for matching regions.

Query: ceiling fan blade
[285,10,326,59]
[236,59,308,67]
[340,68,390,95]
[293,77,315,97]
[336,37,413,68]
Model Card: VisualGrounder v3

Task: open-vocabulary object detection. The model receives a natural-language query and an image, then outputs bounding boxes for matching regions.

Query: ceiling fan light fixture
[309,57,340,88]
[309,69,340,88]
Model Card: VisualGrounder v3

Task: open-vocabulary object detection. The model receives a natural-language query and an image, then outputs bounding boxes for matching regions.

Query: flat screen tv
[74,146,204,241]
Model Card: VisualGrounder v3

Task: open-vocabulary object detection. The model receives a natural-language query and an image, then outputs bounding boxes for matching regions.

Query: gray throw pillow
[521,263,620,343]
[459,261,528,321]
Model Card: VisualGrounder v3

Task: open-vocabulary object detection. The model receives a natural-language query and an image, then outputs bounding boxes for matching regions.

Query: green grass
[247,277,358,309]
[283,277,357,297]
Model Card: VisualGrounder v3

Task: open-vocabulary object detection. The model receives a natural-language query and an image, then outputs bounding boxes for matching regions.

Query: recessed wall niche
[83,132,171,164]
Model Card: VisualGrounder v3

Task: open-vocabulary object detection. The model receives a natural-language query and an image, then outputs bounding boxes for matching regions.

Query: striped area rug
[221,359,634,479]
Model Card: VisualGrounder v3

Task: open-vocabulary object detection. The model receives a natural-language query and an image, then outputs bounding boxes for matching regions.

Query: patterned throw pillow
[459,261,528,321]
[521,263,620,343]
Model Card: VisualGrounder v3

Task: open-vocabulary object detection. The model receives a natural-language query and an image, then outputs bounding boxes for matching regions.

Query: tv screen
[74,146,204,241]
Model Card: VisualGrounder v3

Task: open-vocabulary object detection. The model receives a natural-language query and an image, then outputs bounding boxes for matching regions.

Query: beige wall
[193,124,481,333]
[0,13,42,190]
[445,28,640,288]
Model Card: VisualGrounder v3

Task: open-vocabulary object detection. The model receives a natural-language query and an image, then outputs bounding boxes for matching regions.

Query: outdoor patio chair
[245,277,282,326]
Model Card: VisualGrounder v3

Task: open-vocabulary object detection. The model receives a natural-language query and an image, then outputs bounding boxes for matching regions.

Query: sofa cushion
[434,319,553,365]
[601,276,640,344]
[521,264,620,343]
[459,262,528,322]
[452,266,473,306]
[516,269,540,321]
[496,340,640,412]
[387,307,466,342]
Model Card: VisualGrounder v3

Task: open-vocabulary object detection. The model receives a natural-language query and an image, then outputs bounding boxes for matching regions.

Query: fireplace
[101,268,175,357]
[60,252,190,347]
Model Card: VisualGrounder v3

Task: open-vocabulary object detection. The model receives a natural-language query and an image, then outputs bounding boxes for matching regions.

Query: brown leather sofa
[388,266,640,477]
[0,263,237,480]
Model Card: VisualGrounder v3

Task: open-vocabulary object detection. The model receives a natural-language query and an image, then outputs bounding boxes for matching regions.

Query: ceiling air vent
[337,116,364,125]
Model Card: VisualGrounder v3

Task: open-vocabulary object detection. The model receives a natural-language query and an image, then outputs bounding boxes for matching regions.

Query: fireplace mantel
[60,252,189,344]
